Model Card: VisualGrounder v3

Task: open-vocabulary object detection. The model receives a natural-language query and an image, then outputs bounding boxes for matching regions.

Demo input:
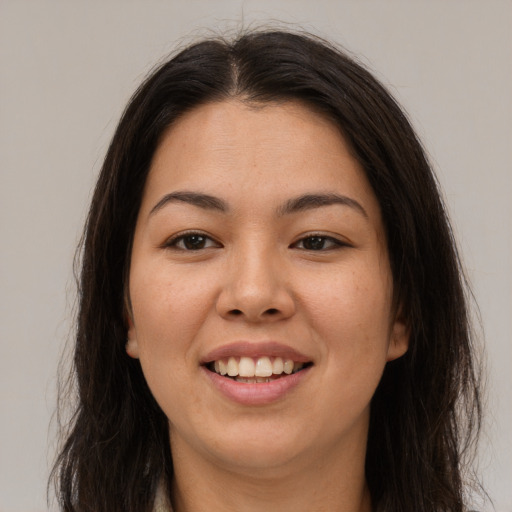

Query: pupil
[185,235,205,250]
[305,236,325,250]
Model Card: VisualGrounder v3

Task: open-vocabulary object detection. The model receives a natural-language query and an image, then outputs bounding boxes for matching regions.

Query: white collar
[153,480,172,512]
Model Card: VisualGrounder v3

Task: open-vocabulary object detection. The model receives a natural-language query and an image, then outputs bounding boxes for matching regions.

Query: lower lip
[202,366,312,405]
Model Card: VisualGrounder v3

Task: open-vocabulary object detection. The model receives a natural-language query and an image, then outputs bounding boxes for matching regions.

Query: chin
[188,418,311,472]
[213,438,305,473]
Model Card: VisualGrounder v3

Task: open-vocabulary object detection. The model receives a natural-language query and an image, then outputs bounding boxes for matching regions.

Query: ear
[386,311,409,362]
[125,314,140,359]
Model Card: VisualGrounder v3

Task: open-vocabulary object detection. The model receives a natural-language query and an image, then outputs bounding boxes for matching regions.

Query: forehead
[142,100,380,220]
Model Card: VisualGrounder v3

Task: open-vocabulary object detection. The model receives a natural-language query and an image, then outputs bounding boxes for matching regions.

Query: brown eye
[292,235,344,251]
[303,236,328,250]
[182,234,208,250]
[166,232,220,251]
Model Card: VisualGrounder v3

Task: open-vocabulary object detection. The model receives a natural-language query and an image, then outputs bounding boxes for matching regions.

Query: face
[127,100,408,474]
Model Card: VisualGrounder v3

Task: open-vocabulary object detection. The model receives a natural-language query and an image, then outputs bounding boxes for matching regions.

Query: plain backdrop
[1,1,510,511]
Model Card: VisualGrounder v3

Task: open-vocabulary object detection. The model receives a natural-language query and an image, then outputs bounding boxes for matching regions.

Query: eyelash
[164,231,348,252]
[164,231,222,251]
[291,234,348,251]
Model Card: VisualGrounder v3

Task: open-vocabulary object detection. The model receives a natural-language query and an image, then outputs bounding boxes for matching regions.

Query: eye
[292,235,346,251]
[165,232,221,251]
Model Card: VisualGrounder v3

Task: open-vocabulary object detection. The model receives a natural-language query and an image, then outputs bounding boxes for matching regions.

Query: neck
[169,432,372,512]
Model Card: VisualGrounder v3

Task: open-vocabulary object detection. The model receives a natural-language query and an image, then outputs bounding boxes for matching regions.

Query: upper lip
[201,341,312,364]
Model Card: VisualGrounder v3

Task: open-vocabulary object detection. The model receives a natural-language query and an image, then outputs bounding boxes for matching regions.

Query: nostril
[229,309,243,316]
[266,308,279,315]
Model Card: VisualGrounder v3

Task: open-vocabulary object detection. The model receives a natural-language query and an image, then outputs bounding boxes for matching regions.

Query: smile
[207,356,309,383]
[201,341,313,404]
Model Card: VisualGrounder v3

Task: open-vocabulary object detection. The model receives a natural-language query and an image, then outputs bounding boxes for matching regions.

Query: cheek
[299,260,393,373]
[284,262,393,441]
[129,271,213,420]
[130,264,216,368]
[303,261,391,332]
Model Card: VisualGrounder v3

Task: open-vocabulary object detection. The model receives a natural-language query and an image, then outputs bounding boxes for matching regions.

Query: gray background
[1,1,510,510]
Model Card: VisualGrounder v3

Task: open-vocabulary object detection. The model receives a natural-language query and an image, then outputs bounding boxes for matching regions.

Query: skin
[126,100,409,512]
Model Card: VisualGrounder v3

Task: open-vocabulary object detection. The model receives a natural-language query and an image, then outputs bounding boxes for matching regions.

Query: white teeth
[239,356,255,377]
[255,356,273,377]
[227,356,238,377]
[218,360,227,375]
[272,357,284,374]
[283,359,294,374]
[236,377,272,383]
[212,356,305,379]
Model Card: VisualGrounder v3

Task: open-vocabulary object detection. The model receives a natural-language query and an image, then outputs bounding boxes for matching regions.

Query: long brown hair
[51,30,482,511]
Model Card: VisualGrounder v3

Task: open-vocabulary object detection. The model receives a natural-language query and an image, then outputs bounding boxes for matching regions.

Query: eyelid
[161,230,349,251]
[290,232,350,250]
[162,230,222,250]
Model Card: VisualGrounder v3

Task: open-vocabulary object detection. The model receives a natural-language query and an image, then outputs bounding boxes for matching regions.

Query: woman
[52,30,482,511]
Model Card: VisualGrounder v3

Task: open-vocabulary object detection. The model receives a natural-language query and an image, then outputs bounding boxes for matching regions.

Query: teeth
[235,377,273,383]
[212,356,306,379]
[227,356,238,377]
[255,356,273,377]
[272,357,284,374]
[239,357,255,377]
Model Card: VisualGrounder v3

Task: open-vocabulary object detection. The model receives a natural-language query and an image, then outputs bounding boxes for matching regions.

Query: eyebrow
[277,193,368,218]
[150,191,229,216]
[149,190,367,218]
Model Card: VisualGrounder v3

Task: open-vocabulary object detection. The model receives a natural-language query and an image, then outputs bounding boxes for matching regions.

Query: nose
[216,247,296,323]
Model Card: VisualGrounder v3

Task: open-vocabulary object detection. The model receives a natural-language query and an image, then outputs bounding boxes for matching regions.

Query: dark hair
[52,30,482,511]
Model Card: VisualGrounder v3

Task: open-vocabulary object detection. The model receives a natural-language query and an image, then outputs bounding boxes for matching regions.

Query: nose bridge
[217,237,294,321]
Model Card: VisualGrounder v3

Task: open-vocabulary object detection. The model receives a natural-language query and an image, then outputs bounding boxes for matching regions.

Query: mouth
[201,342,313,404]
[205,356,313,383]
